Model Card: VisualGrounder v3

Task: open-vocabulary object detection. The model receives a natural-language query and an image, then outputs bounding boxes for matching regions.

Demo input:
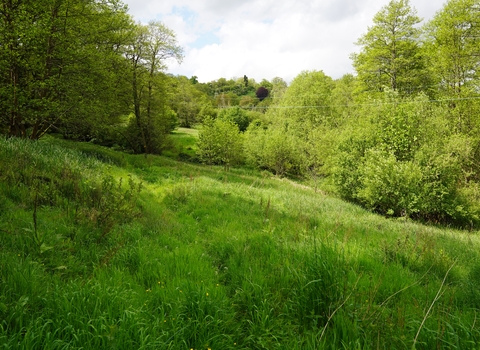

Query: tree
[239,95,257,109]
[423,0,480,134]
[215,92,239,108]
[170,75,207,128]
[351,0,428,95]
[270,77,288,100]
[256,87,269,101]
[424,0,480,96]
[330,74,357,126]
[125,21,183,153]
[217,106,251,132]
[266,70,334,134]
[0,0,133,139]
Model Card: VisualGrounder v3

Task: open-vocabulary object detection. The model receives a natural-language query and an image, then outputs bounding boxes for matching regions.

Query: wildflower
[206,292,209,296]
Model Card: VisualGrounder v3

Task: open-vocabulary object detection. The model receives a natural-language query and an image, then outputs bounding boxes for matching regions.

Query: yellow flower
[206,292,209,296]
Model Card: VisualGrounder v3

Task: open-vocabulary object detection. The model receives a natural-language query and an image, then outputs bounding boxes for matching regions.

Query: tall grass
[1,136,480,349]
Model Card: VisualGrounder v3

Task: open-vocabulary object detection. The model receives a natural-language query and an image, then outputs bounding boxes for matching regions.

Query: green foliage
[267,70,334,133]
[170,75,213,128]
[197,116,244,170]
[423,0,480,97]
[2,138,480,349]
[329,90,480,225]
[357,149,423,216]
[351,0,429,94]
[0,0,133,139]
[217,106,251,132]
[244,122,304,176]
[375,90,425,161]
[122,106,177,154]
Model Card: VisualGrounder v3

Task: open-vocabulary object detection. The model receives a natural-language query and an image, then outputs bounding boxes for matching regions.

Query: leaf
[40,243,54,254]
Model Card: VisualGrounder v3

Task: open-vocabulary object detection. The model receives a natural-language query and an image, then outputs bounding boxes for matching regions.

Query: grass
[162,128,200,162]
[1,135,480,349]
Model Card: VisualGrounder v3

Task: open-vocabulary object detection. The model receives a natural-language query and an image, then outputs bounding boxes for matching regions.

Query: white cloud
[123,0,447,83]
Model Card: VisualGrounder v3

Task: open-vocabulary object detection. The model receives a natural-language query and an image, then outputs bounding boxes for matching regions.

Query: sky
[122,0,447,83]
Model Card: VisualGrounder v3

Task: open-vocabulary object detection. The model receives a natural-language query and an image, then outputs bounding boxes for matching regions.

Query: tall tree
[351,0,428,95]
[267,70,334,133]
[423,0,480,134]
[270,77,288,100]
[125,21,183,153]
[424,0,480,97]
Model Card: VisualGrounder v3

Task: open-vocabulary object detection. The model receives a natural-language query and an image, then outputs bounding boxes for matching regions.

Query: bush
[217,106,251,132]
[330,92,480,226]
[197,117,244,170]
[356,149,423,217]
[244,123,303,176]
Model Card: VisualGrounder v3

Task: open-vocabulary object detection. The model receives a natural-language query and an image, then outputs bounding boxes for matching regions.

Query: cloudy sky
[122,0,447,83]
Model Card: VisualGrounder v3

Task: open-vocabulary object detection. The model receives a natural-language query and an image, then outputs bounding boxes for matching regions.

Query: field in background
[162,128,200,162]
[1,133,480,349]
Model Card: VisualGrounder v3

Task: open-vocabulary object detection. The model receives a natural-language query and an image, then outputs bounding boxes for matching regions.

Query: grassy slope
[1,134,480,349]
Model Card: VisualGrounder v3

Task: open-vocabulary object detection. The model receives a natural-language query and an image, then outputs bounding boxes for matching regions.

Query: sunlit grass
[1,136,480,349]
[162,127,199,161]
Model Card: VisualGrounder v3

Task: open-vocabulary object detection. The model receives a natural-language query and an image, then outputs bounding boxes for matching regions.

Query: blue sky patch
[190,31,220,49]
[171,5,196,22]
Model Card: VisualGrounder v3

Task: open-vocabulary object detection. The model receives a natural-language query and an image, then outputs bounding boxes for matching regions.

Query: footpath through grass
[1,136,480,349]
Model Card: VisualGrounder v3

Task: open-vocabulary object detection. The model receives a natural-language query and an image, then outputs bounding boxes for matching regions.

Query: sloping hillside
[1,136,480,349]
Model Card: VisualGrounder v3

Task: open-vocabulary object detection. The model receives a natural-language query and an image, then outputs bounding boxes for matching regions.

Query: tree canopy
[351,0,428,95]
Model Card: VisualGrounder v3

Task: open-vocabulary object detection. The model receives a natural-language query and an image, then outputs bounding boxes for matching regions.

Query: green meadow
[1,133,480,349]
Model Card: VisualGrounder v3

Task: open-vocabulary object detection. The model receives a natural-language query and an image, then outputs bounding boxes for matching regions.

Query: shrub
[197,117,244,170]
[217,106,251,132]
[244,123,303,176]
[357,149,423,217]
